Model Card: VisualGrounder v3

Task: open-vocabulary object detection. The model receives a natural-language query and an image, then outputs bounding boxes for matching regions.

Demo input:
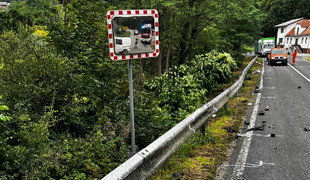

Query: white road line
[231,61,264,180]
[236,133,282,138]
[261,96,275,99]
[225,161,275,168]
[288,64,310,83]
[231,93,261,180]
[264,87,276,89]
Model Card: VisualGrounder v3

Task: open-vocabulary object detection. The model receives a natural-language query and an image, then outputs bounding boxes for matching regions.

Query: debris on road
[241,100,248,103]
[236,133,248,138]
[265,106,269,111]
[252,69,261,74]
[172,172,183,179]
[298,86,302,89]
[223,126,239,133]
[262,121,266,123]
[244,121,250,125]
[248,103,252,106]
[254,86,262,93]
[304,128,309,132]
[236,133,280,138]
[258,110,265,115]
[247,124,265,132]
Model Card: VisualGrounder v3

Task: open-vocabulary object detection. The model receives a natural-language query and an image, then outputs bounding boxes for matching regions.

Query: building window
[287,38,289,44]
[297,28,299,35]
[281,28,284,33]
[279,38,283,44]
[306,37,308,44]
[302,37,304,43]
[290,38,292,43]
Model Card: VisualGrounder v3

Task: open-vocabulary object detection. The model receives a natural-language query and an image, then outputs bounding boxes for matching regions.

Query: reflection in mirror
[112,16,155,55]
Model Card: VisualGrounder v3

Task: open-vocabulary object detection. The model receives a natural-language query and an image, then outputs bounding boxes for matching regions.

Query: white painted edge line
[288,63,310,83]
[231,60,264,180]
[231,93,261,179]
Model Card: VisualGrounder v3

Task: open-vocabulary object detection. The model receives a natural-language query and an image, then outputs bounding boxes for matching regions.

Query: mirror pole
[128,59,136,156]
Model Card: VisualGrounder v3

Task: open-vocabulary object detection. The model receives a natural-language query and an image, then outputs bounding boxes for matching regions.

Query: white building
[275,18,310,54]
[0,2,10,10]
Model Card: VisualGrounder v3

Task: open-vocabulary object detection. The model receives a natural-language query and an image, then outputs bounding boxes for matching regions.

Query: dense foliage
[261,0,310,37]
[0,0,264,179]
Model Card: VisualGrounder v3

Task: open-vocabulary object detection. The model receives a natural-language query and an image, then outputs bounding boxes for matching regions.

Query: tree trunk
[165,43,172,73]
[179,22,190,65]
[151,51,162,77]
[187,22,198,61]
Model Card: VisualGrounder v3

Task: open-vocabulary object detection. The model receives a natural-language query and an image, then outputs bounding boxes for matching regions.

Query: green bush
[0,28,130,179]
[138,51,237,147]
[144,50,236,114]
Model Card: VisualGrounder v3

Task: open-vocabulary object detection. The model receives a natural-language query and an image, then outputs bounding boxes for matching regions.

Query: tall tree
[260,0,310,37]
[218,0,264,59]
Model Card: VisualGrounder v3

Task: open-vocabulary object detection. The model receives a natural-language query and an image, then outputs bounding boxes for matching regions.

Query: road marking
[236,133,282,138]
[231,60,264,180]
[288,63,310,83]
[225,161,275,168]
[261,96,275,99]
[264,87,276,89]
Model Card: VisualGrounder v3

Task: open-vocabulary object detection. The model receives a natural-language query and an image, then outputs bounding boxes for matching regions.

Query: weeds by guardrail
[102,56,257,180]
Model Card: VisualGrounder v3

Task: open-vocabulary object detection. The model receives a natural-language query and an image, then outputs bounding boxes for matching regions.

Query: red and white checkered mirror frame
[107,9,159,61]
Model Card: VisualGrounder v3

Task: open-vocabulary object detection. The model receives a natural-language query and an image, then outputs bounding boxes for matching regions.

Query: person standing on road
[135,36,138,49]
[293,49,297,64]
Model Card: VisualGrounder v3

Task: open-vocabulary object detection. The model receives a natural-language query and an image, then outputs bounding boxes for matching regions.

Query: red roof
[300,26,310,35]
[296,20,310,27]
[0,6,7,10]
[285,19,310,37]
[286,27,295,36]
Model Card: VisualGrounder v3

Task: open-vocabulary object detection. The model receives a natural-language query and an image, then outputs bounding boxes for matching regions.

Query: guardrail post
[199,104,205,136]
[224,102,228,109]
[223,89,228,109]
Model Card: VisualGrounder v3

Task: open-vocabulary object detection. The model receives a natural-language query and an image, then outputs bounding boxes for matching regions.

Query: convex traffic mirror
[107,10,159,60]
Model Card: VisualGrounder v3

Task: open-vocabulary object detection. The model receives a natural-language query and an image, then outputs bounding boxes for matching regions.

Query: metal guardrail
[102,56,258,180]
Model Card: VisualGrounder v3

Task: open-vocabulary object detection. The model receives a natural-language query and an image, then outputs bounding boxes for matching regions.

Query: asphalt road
[221,55,310,180]
[128,29,155,54]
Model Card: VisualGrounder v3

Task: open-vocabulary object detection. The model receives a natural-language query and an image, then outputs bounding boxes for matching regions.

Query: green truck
[254,37,276,57]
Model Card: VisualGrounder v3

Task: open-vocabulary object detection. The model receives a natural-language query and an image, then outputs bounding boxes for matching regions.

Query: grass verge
[150,56,263,180]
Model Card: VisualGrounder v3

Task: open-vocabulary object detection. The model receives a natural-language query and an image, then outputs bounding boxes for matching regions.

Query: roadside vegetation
[150,57,263,179]
[0,0,308,179]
